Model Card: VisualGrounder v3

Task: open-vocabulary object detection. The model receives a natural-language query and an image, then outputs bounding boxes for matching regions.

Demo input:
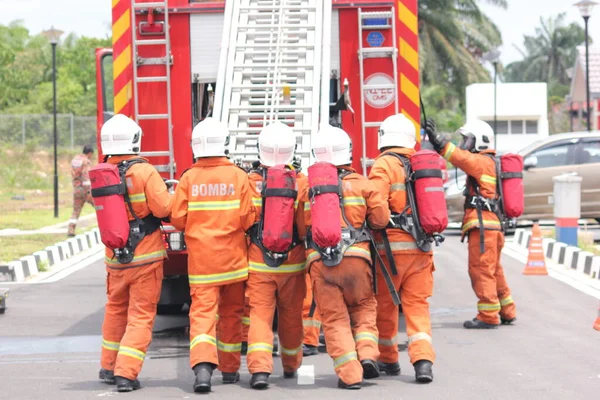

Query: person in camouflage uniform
[68,145,95,237]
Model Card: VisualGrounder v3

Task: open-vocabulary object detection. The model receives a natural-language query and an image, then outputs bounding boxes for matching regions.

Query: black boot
[463,318,499,329]
[361,359,380,379]
[193,363,213,393]
[283,370,297,379]
[414,360,433,383]
[222,372,240,384]
[501,316,516,325]
[377,361,401,376]
[303,344,318,356]
[250,372,270,389]
[337,378,361,390]
[98,368,115,385]
[115,376,141,392]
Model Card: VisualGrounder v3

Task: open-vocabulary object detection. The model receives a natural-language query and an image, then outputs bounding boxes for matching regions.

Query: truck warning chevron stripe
[397,1,420,141]
[112,0,133,117]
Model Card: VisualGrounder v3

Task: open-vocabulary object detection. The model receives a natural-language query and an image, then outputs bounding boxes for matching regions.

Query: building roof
[569,46,600,102]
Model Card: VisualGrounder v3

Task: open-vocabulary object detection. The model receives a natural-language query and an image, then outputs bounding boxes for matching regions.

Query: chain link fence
[0,114,97,150]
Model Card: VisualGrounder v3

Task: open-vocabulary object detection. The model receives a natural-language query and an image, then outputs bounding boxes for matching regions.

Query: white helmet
[100,114,142,155]
[258,122,296,167]
[191,117,230,158]
[311,125,352,166]
[456,119,495,152]
[378,113,416,150]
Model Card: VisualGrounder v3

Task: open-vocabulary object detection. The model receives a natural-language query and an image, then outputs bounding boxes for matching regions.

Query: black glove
[424,118,447,153]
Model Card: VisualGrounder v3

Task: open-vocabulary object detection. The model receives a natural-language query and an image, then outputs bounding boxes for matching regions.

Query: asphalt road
[1,235,599,400]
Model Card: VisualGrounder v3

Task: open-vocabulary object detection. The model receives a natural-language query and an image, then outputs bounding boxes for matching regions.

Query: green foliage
[0,21,111,116]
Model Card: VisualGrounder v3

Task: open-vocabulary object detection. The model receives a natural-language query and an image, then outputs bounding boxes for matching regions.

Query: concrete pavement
[0,235,599,399]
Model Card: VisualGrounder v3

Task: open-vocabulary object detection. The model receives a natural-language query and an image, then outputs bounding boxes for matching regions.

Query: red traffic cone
[523,223,548,276]
[594,302,600,331]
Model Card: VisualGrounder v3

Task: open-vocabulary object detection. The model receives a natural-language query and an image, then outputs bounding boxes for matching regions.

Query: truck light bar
[163,232,186,252]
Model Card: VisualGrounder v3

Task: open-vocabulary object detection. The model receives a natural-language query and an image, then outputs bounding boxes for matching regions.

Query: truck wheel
[157,304,184,315]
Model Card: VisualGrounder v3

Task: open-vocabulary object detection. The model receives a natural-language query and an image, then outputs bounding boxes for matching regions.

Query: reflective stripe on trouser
[302,273,321,347]
[311,257,379,385]
[101,261,163,379]
[189,281,245,373]
[246,272,306,374]
[375,253,435,364]
[68,189,94,235]
[242,296,250,343]
[468,229,516,324]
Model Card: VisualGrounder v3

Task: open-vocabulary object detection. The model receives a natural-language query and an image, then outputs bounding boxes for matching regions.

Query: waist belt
[306,226,371,267]
[465,195,498,213]
[114,214,162,265]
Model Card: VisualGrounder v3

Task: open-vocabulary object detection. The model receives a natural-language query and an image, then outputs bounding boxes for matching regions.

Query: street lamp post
[575,1,597,132]
[483,49,501,149]
[42,26,64,218]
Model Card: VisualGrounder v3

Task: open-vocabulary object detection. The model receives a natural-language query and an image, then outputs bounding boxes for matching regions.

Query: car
[444,131,600,223]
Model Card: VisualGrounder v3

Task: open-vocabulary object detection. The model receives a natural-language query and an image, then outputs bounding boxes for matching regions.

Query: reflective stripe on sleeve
[480,175,497,185]
[443,143,456,161]
[390,183,406,192]
[129,193,146,203]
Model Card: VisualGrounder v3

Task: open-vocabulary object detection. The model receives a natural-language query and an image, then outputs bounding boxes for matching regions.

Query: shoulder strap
[119,159,148,223]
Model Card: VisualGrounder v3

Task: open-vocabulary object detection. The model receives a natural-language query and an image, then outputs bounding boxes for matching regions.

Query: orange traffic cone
[594,302,600,331]
[523,223,548,275]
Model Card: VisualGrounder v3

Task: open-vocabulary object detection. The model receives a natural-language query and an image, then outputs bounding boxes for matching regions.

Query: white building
[465,82,550,154]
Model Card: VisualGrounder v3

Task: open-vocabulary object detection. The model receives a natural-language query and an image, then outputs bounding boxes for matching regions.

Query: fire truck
[96,0,422,313]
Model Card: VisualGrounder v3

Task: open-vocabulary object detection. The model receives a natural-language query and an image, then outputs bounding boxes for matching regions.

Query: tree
[418,0,506,131]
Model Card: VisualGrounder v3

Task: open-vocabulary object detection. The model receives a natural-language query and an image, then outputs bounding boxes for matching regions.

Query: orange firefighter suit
[246,168,307,376]
[100,156,173,381]
[369,147,436,366]
[302,273,321,347]
[170,157,256,373]
[441,143,516,325]
[304,167,390,386]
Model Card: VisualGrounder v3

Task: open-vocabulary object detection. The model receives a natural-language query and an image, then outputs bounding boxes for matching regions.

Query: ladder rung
[137,76,168,83]
[363,84,396,90]
[138,114,169,120]
[232,84,313,90]
[133,2,167,9]
[139,151,171,157]
[362,25,393,30]
[229,105,313,111]
[364,122,383,128]
[361,11,393,19]
[239,5,317,11]
[135,39,167,46]
[360,47,396,54]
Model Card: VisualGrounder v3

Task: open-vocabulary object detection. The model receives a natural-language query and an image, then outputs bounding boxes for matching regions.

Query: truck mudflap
[0,288,9,314]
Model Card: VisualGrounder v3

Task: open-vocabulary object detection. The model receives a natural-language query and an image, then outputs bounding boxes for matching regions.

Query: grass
[0,234,64,264]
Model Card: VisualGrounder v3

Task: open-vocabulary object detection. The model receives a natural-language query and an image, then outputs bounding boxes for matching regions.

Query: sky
[0,0,598,65]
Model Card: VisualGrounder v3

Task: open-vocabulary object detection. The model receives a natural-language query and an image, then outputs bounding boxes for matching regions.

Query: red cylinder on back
[411,150,448,234]
[308,162,342,248]
[261,165,297,253]
[89,163,130,249]
[500,154,524,219]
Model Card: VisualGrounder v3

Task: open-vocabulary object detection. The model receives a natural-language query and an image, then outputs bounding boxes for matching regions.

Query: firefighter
[246,122,307,389]
[302,274,321,356]
[304,126,390,390]
[68,144,94,237]
[170,117,256,393]
[368,114,435,383]
[425,119,517,329]
[98,115,173,392]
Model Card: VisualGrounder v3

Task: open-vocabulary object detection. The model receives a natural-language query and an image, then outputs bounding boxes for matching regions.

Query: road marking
[297,364,315,385]
[503,243,600,300]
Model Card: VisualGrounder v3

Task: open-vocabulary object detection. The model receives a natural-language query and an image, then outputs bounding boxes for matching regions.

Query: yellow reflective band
[281,345,302,356]
[500,296,514,306]
[354,332,378,344]
[190,334,217,350]
[252,197,262,207]
[188,200,241,211]
[118,346,145,362]
[242,317,250,325]
[443,143,456,161]
[408,332,432,345]
[303,319,322,328]
[218,341,242,353]
[188,267,248,285]
[304,203,311,211]
[294,200,299,210]
[481,175,497,185]
[105,249,167,266]
[343,197,366,206]
[345,246,371,258]
[247,342,273,354]
[376,241,419,251]
[390,183,406,192]
[478,303,501,311]
[249,261,306,274]
[462,219,502,232]
[129,193,146,203]
[378,337,397,347]
[307,250,320,264]
[333,351,358,369]
[102,339,120,352]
